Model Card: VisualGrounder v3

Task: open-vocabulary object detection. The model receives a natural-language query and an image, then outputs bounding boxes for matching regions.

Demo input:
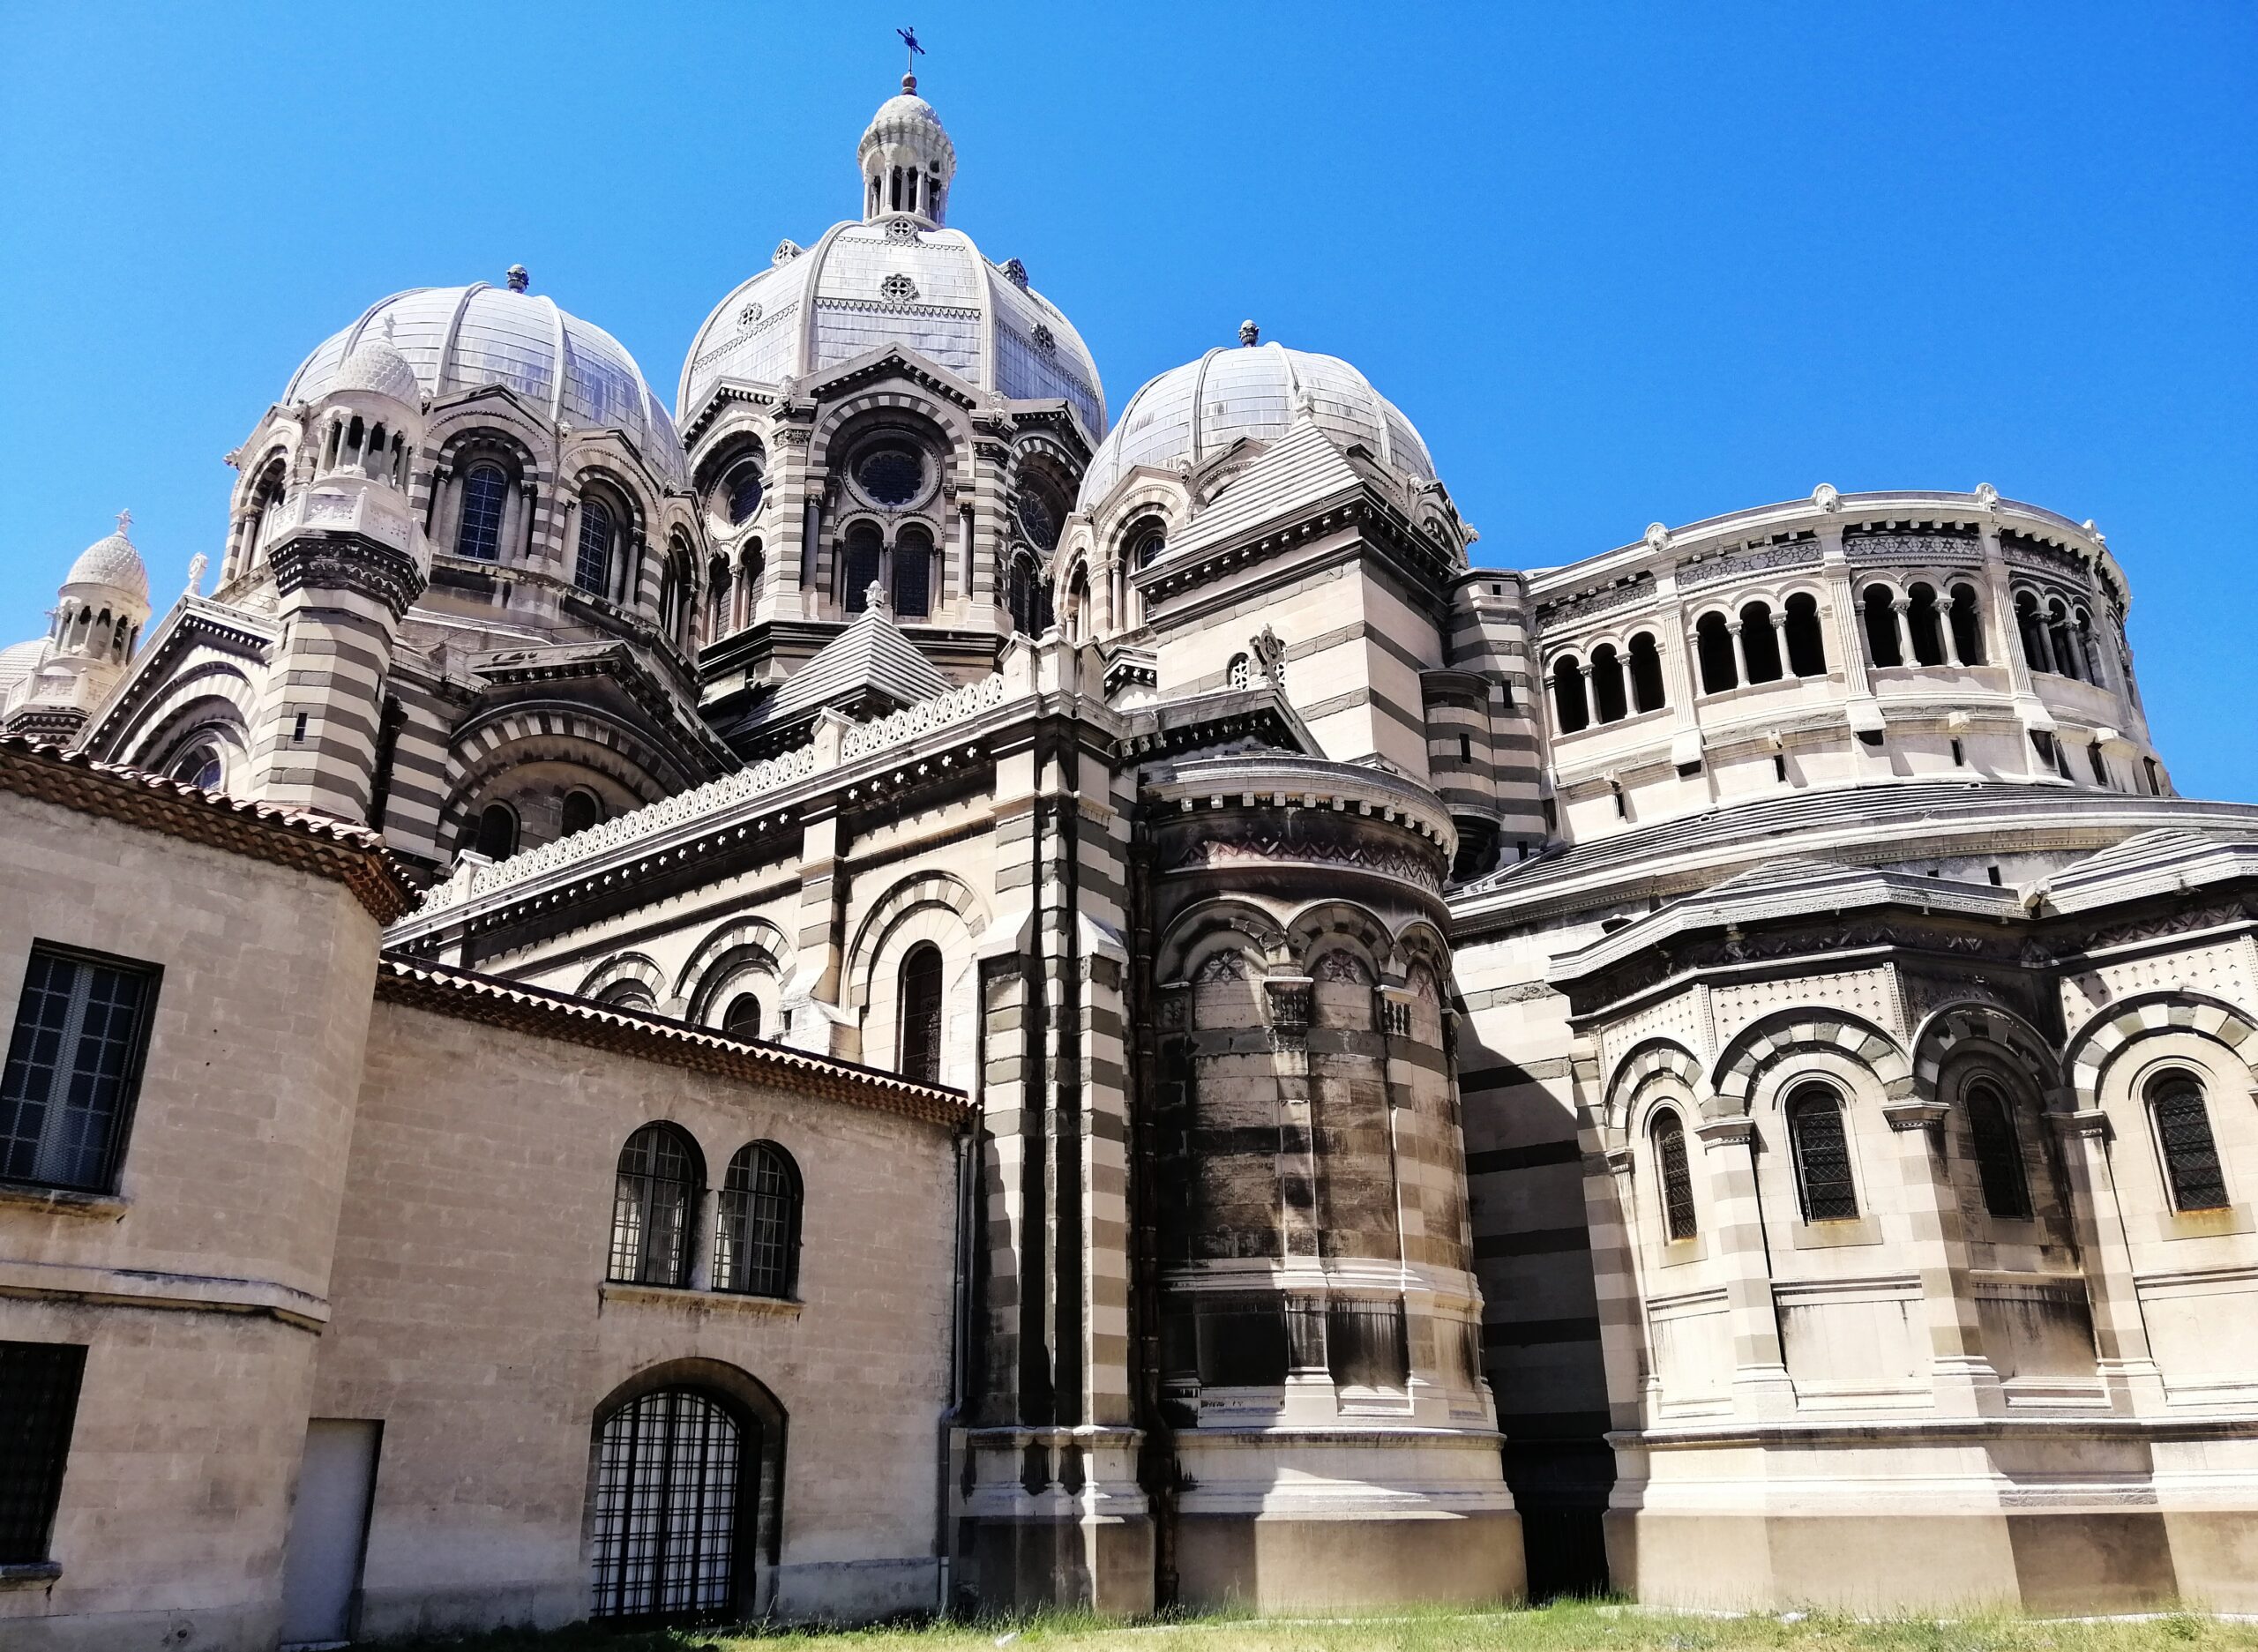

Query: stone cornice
[270,533,426,620]
[0,737,413,923]
[375,956,971,1127]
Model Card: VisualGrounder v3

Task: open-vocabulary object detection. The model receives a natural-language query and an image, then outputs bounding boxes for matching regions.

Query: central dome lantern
[859,72,956,226]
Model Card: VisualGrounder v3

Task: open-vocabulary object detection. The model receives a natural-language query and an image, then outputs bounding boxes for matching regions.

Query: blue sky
[3,4,2253,794]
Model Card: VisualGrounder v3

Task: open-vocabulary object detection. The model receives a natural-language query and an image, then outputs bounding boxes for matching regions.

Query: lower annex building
[3,72,2257,1650]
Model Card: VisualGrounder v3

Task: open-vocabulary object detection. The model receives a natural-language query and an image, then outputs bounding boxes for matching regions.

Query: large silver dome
[679,223,1106,440]
[286,282,690,488]
[1080,340,1434,512]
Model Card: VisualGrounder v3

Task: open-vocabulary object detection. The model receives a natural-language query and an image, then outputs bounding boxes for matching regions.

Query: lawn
[378,1600,2255,1652]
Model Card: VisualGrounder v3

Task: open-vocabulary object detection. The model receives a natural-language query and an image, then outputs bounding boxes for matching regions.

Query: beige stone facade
[3,71,2256,1649]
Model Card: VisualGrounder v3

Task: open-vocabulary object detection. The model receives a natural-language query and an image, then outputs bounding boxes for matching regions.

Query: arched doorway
[587,1362,785,1621]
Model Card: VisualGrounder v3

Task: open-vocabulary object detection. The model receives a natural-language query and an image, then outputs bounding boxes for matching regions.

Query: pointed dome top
[64,512,151,605]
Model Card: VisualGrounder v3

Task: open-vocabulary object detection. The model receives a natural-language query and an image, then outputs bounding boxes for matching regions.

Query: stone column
[1880,1100,2000,1416]
[2049,1110,2168,1413]
[1727,619,1751,687]
[1694,1113,1794,1417]
[1888,596,1913,667]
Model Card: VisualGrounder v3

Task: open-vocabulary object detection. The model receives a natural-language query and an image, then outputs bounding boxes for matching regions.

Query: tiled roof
[375,956,972,1126]
[0,736,414,922]
[1163,417,1368,564]
[755,605,952,727]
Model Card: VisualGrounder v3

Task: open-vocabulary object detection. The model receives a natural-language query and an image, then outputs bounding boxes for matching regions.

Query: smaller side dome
[65,512,151,605]
[0,638,50,703]
[330,323,422,406]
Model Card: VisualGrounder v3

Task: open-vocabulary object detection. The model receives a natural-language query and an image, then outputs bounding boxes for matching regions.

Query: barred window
[609,1125,701,1288]
[898,944,943,1087]
[455,463,509,561]
[2,945,159,1192]
[714,1142,800,1297]
[0,1342,84,1565]
[2151,1073,2229,1213]
[841,523,882,613]
[1965,1080,2032,1220]
[1788,1083,1858,1222]
[1653,1109,1697,1240]
[589,1388,745,1619]
[575,498,615,595]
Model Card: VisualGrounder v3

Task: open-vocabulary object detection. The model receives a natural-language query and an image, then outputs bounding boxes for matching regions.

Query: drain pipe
[936,1119,975,1615]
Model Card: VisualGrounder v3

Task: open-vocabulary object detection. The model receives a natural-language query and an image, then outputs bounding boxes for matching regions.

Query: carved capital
[1882,1100,1950,1133]
[2051,1109,2112,1141]
[268,534,424,620]
[1695,1116,1757,1149]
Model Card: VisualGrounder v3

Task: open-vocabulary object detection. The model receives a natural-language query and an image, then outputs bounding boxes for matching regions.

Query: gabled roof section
[2040,828,2258,915]
[757,603,952,729]
[1164,418,1369,564]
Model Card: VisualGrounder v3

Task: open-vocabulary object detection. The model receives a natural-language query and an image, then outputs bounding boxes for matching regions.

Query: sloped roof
[757,604,952,727]
[1162,417,1372,565]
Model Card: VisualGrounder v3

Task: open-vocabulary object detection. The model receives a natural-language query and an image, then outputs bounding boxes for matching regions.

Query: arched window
[1006,554,1048,638]
[598,982,654,1012]
[1906,584,1946,667]
[1949,585,1985,665]
[1653,1110,1697,1241]
[169,744,224,792]
[714,1142,801,1297]
[1550,654,1589,733]
[841,523,882,613]
[1589,645,1626,723]
[1063,564,1092,643]
[1740,602,1783,684]
[455,463,509,562]
[893,524,933,618]
[1783,592,1827,677]
[561,789,602,837]
[1964,1080,2031,1220]
[722,993,762,1041]
[1131,522,1166,567]
[1787,1082,1858,1221]
[590,1387,747,1618]
[474,802,518,860]
[737,541,765,630]
[2150,1072,2228,1212]
[1695,613,1738,694]
[609,1124,702,1288]
[575,498,615,595]
[1862,586,1903,667]
[1226,652,1252,690]
[899,943,944,1086]
[1628,632,1665,714]
[2074,609,2101,683]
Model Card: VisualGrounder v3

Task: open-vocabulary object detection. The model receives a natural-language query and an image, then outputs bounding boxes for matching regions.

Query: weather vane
[896,26,923,77]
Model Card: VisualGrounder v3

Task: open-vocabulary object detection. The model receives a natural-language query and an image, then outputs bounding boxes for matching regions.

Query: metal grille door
[590,1390,748,1620]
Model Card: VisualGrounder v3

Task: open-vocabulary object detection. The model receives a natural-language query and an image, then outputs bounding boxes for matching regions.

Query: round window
[855,445,925,508]
[725,463,764,525]
[1014,489,1061,553]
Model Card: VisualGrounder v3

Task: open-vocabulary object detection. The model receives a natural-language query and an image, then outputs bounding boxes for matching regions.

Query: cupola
[858,73,956,227]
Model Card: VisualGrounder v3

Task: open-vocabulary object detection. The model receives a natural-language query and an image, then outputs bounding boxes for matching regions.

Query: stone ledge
[0,1561,61,1590]
[598,1281,803,1318]
[0,1183,129,1220]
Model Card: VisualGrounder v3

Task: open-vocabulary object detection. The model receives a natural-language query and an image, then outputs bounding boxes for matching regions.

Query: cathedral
[2,74,2256,1650]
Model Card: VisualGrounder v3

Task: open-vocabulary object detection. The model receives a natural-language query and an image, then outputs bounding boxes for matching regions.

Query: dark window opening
[609,1124,701,1288]
[1773,751,1788,783]
[714,1141,800,1297]
[1628,632,1666,712]
[1789,1083,1858,1221]
[1907,584,1947,667]
[2088,743,2109,786]
[1862,586,1903,667]
[841,524,882,613]
[1965,1081,2032,1221]
[1949,585,1985,664]
[561,790,602,838]
[1195,1295,1289,1387]
[474,803,518,860]
[1589,646,1627,723]
[1551,657,1589,733]
[1458,734,1472,762]
[722,994,761,1041]
[1654,1110,1697,1240]
[1,944,158,1193]
[1740,602,1783,684]
[899,943,944,1086]
[1695,613,1737,693]
[892,528,933,618]
[1951,736,1965,767]
[575,498,614,595]
[2153,1074,2228,1213]
[2145,757,2162,796]
[0,1341,86,1564]
[725,462,764,526]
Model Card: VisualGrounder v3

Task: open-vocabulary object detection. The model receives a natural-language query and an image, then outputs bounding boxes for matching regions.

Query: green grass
[377,1599,2257,1652]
